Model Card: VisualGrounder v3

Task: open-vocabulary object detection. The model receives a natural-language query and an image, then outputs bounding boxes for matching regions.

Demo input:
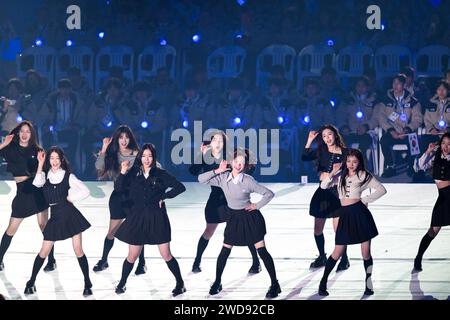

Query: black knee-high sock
[215,247,231,284]
[77,255,92,287]
[341,247,348,261]
[257,247,277,285]
[320,256,338,283]
[48,245,55,263]
[118,259,134,288]
[314,234,325,256]
[101,238,115,262]
[28,255,45,285]
[0,233,13,263]
[194,236,209,265]
[138,246,145,266]
[248,245,259,266]
[364,258,373,291]
[416,233,434,259]
[166,258,183,284]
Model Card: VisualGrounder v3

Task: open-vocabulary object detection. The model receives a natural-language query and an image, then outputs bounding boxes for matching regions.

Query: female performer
[189,130,260,274]
[198,149,281,298]
[24,147,92,296]
[0,121,53,272]
[114,143,186,296]
[318,149,386,296]
[301,125,350,271]
[92,125,146,275]
[414,133,450,271]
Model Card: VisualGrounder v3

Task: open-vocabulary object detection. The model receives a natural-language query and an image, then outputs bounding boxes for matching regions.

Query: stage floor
[0,181,448,300]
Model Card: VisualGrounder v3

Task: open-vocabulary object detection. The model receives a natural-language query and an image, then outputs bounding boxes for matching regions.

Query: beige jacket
[375,89,423,133]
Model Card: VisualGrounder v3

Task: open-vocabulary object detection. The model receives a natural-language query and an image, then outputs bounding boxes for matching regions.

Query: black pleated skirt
[115,204,171,245]
[431,185,450,227]
[11,179,48,218]
[224,208,267,246]
[109,190,131,220]
[204,192,229,224]
[43,203,91,241]
[335,201,379,245]
[309,186,341,219]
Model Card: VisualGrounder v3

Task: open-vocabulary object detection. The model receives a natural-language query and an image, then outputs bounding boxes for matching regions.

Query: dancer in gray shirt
[198,149,281,298]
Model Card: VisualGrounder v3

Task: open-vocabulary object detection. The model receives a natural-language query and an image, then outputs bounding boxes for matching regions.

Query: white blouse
[33,169,90,202]
[320,171,387,205]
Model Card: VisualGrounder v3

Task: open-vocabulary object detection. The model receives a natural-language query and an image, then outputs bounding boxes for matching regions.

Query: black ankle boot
[265,281,281,298]
[209,282,222,295]
[192,262,202,273]
[248,263,262,274]
[172,281,186,297]
[336,256,350,272]
[364,287,374,295]
[115,285,126,294]
[83,280,93,296]
[43,260,57,272]
[318,279,329,296]
[24,281,36,295]
[310,255,327,269]
[135,264,147,275]
[93,260,109,272]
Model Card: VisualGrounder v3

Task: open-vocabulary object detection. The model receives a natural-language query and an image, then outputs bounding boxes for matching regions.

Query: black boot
[318,256,338,296]
[265,281,281,298]
[43,246,56,272]
[209,282,223,295]
[318,279,329,296]
[83,281,93,297]
[24,280,36,295]
[93,260,109,272]
[248,245,261,274]
[248,264,262,274]
[135,248,146,275]
[0,261,4,271]
[310,254,327,269]
[172,281,186,297]
[336,251,350,272]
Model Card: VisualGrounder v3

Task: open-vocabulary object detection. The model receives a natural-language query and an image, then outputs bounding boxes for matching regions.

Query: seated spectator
[216,78,261,130]
[338,76,378,167]
[375,74,423,177]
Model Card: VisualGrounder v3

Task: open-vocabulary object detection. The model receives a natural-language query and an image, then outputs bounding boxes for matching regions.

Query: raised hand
[3,134,14,146]
[200,143,210,155]
[101,137,112,153]
[307,131,319,142]
[426,142,436,155]
[214,160,228,174]
[120,160,130,174]
[37,150,46,166]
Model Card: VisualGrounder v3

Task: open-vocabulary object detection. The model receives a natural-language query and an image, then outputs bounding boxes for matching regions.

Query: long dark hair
[134,143,158,171]
[44,146,71,173]
[98,125,139,178]
[339,148,372,193]
[317,124,346,154]
[204,129,228,160]
[10,120,41,150]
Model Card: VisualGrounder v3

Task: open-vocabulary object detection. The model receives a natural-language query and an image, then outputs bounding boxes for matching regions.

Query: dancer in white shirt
[24,146,92,296]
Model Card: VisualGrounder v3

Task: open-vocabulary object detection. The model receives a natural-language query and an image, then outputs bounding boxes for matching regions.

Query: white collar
[442,153,450,161]
[48,168,65,176]
[227,172,244,184]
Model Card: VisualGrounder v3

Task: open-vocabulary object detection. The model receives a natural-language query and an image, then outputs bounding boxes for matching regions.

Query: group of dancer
[0,119,448,298]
